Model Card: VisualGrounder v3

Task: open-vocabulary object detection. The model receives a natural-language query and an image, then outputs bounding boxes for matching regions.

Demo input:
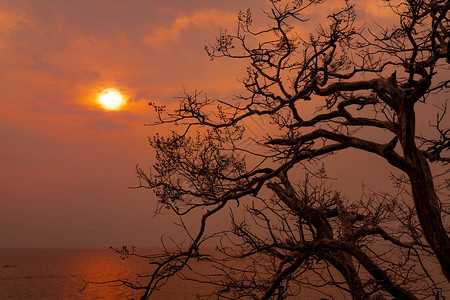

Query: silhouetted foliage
[119,0,449,299]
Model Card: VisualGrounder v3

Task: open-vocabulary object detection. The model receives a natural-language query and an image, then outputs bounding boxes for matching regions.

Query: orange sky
[0,0,402,248]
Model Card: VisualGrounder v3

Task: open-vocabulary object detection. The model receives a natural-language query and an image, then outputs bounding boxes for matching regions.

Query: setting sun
[99,88,124,110]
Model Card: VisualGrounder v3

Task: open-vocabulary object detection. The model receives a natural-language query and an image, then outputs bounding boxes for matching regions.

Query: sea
[0,248,212,300]
[3,248,447,299]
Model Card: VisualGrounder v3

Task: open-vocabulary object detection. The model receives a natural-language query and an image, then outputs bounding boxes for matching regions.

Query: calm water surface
[0,248,209,299]
[7,248,441,299]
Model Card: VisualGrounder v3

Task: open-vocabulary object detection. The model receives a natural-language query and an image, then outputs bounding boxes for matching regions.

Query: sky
[0,0,406,248]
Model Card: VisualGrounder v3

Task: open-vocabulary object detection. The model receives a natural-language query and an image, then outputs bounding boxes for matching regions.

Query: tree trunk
[396,93,450,282]
[407,149,450,282]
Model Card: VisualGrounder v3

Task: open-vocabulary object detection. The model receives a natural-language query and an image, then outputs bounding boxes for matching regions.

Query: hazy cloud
[0,8,30,48]
[144,9,236,45]
[363,2,396,18]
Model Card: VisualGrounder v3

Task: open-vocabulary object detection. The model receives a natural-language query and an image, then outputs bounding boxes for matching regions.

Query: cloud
[0,9,29,48]
[144,9,236,45]
[363,2,396,19]
[0,10,25,33]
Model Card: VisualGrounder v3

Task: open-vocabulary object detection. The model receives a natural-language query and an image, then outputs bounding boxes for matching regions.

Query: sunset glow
[1,0,402,251]
[99,88,124,110]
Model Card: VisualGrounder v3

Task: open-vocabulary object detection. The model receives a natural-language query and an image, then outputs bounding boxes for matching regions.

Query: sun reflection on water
[0,248,218,299]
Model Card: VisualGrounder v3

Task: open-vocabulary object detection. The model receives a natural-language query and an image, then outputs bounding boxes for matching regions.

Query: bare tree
[119,0,450,298]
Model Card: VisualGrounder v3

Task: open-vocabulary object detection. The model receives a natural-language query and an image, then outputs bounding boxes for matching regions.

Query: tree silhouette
[120,0,449,298]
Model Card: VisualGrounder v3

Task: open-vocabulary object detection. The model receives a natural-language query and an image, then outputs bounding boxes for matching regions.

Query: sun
[99,88,124,110]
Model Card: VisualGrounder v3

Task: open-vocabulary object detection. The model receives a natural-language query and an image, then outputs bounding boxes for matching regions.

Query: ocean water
[4,248,446,299]
[0,248,210,299]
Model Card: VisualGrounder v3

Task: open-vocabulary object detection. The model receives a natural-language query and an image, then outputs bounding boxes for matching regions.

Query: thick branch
[316,239,418,300]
